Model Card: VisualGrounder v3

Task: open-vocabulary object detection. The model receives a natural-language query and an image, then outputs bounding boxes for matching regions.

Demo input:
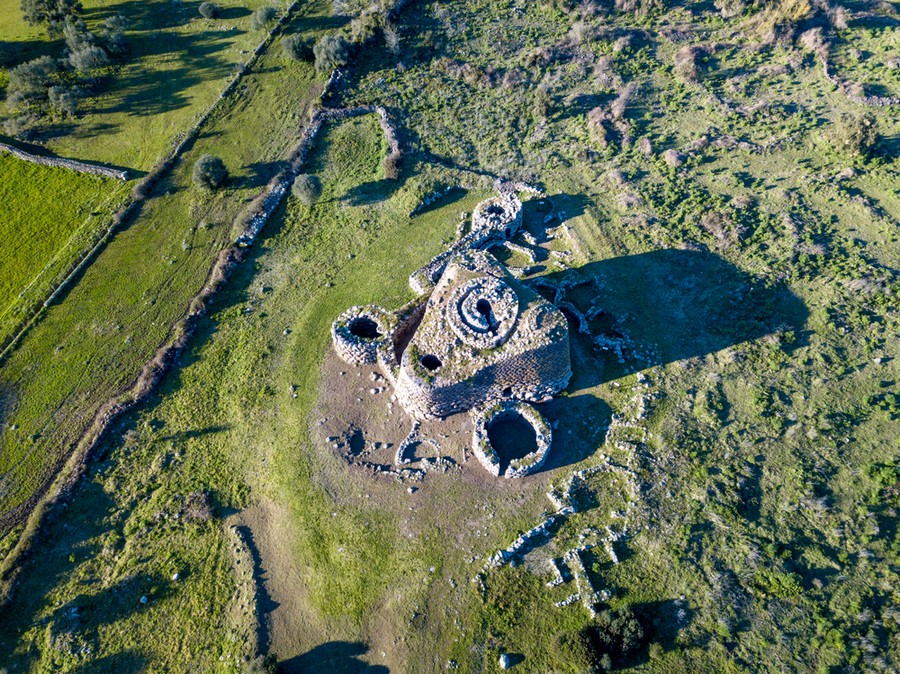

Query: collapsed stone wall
[408,192,523,294]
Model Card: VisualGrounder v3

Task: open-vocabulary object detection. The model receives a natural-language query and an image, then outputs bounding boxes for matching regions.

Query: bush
[198,1,218,18]
[68,44,109,72]
[383,153,400,180]
[100,14,128,55]
[47,85,80,116]
[21,0,83,34]
[6,56,58,111]
[192,154,228,191]
[282,34,313,61]
[553,629,602,672]
[250,6,277,30]
[313,34,349,71]
[831,114,879,161]
[292,174,322,206]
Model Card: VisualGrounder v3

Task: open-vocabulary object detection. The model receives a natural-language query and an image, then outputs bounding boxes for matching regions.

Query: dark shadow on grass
[160,424,231,442]
[218,5,253,20]
[411,186,467,216]
[0,133,139,177]
[542,247,809,391]
[70,652,148,673]
[232,160,288,190]
[279,641,389,673]
[342,178,399,206]
[235,524,279,653]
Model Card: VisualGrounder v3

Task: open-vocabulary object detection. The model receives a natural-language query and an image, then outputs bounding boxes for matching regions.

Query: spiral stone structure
[394,249,571,420]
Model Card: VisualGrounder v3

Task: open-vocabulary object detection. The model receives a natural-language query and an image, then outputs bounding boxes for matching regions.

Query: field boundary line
[0,1,301,364]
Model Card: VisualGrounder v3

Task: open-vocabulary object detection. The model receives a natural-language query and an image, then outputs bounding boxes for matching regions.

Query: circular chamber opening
[487,412,539,472]
[476,298,492,317]
[486,204,505,216]
[420,354,442,371]
[348,316,381,340]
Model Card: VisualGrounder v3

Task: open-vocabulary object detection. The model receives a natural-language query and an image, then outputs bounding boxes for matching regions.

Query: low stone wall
[0,141,129,180]
[407,192,523,294]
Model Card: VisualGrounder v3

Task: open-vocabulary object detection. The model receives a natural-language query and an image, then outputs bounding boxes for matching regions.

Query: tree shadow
[279,641,389,673]
[231,160,288,190]
[617,599,690,669]
[160,424,231,442]
[342,178,400,206]
[218,6,253,20]
[69,652,148,673]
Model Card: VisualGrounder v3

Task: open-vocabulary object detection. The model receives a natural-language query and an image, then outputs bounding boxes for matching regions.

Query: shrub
[20,0,83,34]
[100,14,128,55]
[532,86,551,122]
[831,114,878,161]
[5,56,58,111]
[292,174,322,206]
[68,45,109,72]
[553,629,601,672]
[591,607,645,662]
[198,1,218,18]
[250,6,277,30]
[47,85,80,116]
[192,154,228,191]
[383,153,400,180]
[282,34,313,61]
[313,34,349,71]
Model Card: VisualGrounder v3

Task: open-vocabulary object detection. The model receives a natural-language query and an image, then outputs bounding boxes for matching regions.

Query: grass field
[0,155,131,347]
[0,0,898,672]
[0,0,286,171]
[0,0,332,559]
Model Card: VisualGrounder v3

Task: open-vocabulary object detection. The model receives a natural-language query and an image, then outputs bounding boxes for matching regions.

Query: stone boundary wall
[0,0,318,600]
[0,141,129,180]
[0,1,303,362]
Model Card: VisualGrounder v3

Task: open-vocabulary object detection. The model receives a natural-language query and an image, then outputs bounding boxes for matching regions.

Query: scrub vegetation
[0,0,897,672]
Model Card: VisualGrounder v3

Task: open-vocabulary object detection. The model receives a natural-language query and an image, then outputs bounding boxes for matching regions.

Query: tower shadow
[541,247,809,391]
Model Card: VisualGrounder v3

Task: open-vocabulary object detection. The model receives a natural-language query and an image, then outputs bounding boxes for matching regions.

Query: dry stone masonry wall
[330,190,571,478]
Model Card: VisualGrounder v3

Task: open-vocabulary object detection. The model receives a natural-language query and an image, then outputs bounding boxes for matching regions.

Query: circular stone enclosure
[446,277,519,349]
[332,305,393,367]
[471,401,552,478]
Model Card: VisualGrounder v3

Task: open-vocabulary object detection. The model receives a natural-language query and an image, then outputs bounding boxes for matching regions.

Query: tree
[48,85,80,116]
[292,174,322,206]
[313,34,349,72]
[532,86,551,122]
[100,14,128,55]
[6,56,58,112]
[282,34,312,62]
[192,155,228,191]
[250,6,277,30]
[68,44,109,72]
[20,0,82,33]
[198,2,218,19]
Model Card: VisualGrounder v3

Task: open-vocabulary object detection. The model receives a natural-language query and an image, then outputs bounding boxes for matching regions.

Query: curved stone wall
[331,305,395,367]
[471,401,552,478]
